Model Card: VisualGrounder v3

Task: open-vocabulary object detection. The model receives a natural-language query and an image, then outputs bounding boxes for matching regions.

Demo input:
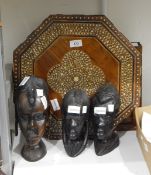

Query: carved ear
[15,104,19,136]
[62,119,66,144]
[83,120,89,146]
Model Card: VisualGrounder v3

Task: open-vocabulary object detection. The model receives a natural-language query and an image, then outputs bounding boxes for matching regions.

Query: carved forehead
[94,85,119,104]
[18,92,30,111]
[97,85,118,98]
[17,92,44,112]
[63,89,89,106]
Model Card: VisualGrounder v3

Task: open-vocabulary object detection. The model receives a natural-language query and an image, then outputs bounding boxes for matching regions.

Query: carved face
[62,89,89,157]
[94,99,115,140]
[94,112,114,140]
[64,114,86,140]
[17,92,47,146]
[92,85,120,140]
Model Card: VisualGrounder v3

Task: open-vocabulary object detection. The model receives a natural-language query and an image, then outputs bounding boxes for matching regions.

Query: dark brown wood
[117,42,142,131]
[13,15,142,139]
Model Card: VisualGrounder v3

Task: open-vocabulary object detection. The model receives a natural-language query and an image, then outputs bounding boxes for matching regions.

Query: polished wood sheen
[13,15,142,139]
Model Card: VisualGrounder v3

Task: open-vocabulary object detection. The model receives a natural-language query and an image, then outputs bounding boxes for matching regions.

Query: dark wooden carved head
[62,89,90,157]
[14,76,49,161]
[91,84,120,156]
[92,84,120,140]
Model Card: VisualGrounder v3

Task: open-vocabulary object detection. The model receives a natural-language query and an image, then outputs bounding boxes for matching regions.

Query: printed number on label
[68,106,80,114]
[94,107,106,115]
[70,40,82,48]
[50,98,60,111]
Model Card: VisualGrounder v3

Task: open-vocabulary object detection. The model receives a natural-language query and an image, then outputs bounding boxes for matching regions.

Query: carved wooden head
[62,89,90,157]
[92,84,120,140]
[15,76,49,146]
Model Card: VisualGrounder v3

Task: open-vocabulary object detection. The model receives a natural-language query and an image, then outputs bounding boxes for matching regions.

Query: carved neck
[21,140,46,162]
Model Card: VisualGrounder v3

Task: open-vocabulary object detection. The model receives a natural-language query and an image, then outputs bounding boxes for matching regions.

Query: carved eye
[20,114,29,121]
[34,113,45,121]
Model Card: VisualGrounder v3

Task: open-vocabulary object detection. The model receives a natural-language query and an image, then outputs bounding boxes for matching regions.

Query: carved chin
[94,132,120,156]
[63,122,88,157]
[26,137,40,146]
[63,138,84,157]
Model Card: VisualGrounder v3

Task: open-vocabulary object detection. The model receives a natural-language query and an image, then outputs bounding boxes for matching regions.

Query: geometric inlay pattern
[47,50,106,96]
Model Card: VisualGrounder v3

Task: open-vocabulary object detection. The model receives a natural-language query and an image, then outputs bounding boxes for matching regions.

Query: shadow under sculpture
[15,76,49,161]
[62,89,90,157]
[92,84,120,156]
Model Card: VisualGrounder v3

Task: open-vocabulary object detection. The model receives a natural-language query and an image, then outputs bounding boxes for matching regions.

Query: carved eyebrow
[18,114,30,121]
[65,114,83,119]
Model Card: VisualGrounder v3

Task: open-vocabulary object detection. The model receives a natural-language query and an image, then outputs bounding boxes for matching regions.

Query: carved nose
[26,128,38,136]
[71,119,77,127]
[28,119,35,128]
[98,118,105,127]
[98,122,105,127]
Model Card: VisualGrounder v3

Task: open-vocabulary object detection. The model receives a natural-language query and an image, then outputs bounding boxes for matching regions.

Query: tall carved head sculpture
[62,89,90,157]
[91,84,120,156]
[15,76,49,161]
